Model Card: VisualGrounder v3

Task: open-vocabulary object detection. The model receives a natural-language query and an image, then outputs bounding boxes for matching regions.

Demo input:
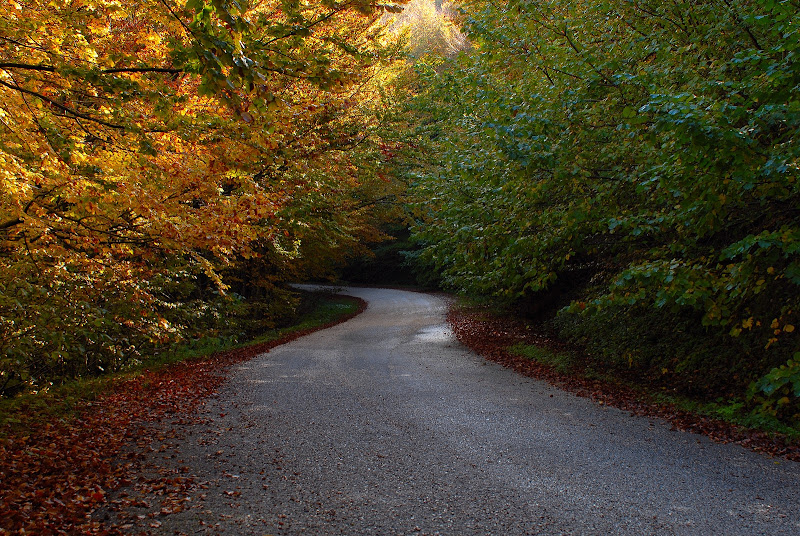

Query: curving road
[117,287,800,535]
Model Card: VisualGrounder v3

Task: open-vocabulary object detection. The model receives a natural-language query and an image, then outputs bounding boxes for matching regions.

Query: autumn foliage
[0,0,405,394]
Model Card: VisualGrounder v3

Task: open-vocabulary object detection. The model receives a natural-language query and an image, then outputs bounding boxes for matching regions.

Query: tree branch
[0,79,128,130]
[0,63,56,72]
[101,67,184,74]
[720,0,763,50]
[0,218,23,231]
[0,62,183,75]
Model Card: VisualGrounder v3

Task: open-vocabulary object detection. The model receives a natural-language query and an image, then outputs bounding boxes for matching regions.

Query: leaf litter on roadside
[0,298,366,535]
[447,305,800,462]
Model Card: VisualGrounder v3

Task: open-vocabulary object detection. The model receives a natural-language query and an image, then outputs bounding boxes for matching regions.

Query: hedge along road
[114,286,800,535]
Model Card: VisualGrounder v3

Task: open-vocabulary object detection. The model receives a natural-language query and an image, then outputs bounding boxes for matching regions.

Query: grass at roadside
[508,341,800,441]
[0,291,365,534]
[0,291,362,438]
[509,343,574,375]
[147,292,361,369]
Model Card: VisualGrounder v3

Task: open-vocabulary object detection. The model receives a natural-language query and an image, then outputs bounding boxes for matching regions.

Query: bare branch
[0,79,128,130]
[101,67,183,74]
[0,62,183,75]
[0,63,56,72]
[0,218,23,231]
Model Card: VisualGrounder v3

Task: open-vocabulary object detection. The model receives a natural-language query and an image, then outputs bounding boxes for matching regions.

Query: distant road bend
[117,286,800,535]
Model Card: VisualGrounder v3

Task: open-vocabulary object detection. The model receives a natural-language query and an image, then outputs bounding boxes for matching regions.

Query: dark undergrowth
[448,300,800,461]
[0,290,366,534]
[0,290,363,438]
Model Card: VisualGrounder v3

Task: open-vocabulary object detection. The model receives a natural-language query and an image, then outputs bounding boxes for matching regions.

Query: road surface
[113,287,800,535]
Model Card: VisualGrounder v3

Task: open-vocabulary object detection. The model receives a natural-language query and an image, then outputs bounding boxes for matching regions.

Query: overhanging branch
[0,79,128,130]
[0,62,183,75]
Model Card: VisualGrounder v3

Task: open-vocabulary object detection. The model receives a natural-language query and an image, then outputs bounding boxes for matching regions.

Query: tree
[0,0,406,394]
[405,0,800,418]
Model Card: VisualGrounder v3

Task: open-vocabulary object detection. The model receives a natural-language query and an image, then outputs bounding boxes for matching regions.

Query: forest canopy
[3,0,799,427]
[0,0,406,395]
[403,0,800,422]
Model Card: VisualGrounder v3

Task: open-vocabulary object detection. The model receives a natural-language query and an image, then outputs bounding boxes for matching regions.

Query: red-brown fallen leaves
[0,297,366,535]
[447,305,800,462]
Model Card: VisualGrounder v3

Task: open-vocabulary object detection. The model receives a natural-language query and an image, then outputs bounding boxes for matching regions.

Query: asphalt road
[116,286,800,535]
